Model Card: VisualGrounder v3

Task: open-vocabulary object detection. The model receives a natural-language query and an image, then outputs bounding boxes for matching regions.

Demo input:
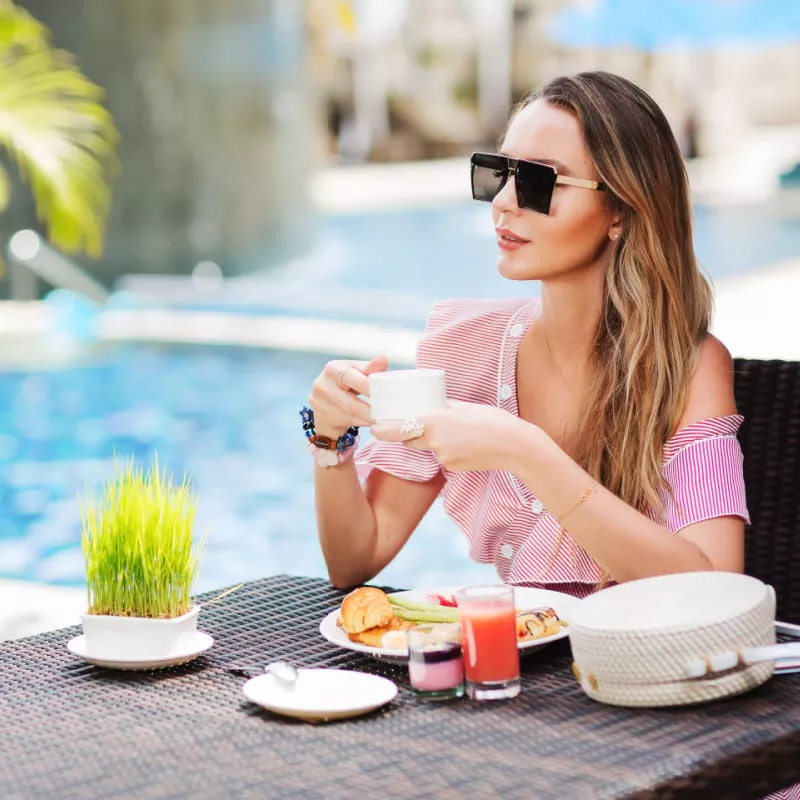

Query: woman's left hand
[370,400,524,473]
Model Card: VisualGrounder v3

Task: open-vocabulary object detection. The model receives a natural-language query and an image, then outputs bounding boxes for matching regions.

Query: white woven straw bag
[568,572,776,707]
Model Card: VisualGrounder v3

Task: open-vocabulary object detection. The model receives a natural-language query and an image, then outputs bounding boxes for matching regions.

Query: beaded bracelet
[299,406,359,452]
[306,438,359,468]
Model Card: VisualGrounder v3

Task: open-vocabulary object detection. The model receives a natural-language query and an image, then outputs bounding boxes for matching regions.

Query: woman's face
[492,99,616,282]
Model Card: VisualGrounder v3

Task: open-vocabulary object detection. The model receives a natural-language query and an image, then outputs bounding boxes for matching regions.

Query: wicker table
[1,575,799,800]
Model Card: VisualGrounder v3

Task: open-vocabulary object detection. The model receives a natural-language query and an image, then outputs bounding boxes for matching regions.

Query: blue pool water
[0,343,495,592]
[2,201,799,593]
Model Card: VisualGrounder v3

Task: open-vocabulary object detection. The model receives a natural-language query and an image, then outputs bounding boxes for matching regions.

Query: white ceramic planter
[81,605,200,659]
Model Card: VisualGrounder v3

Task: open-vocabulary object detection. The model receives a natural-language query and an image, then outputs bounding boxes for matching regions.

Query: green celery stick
[390,605,459,624]
[387,593,445,611]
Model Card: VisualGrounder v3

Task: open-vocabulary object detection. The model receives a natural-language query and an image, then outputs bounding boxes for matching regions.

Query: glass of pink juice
[456,585,520,700]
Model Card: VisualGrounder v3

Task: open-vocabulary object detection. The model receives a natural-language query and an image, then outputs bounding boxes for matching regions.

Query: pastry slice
[516,607,562,641]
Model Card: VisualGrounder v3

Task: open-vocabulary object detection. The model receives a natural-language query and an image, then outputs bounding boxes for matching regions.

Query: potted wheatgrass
[79,458,204,659]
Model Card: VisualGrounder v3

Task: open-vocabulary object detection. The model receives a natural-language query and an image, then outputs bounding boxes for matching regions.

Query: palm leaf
[0,0,45,45]
[0,0,117,257]
[0,163,10,212]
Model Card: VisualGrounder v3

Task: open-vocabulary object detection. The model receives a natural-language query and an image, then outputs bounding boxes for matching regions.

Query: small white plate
[319,586,580,664]
[242,669,398,723]
[67,631,214,670]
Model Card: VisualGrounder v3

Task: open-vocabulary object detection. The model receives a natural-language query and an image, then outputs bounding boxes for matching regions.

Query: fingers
[308,358,386,432]
[329,356,388,396]
[369,423,403,442]
[327,360,366,395]
[309,390,374,430]
[363,355,388,378]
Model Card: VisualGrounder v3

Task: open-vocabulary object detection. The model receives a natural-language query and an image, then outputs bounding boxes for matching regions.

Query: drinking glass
[456,585,520,700]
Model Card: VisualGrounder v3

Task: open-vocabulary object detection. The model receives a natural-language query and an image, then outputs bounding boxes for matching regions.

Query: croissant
[339,587,394,634]
[347,617,413,647]
[516,607,562,641]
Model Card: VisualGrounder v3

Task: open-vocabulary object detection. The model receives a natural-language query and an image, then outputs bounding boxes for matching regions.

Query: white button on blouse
[498,384,513,401]
[531,498,544,514]
[509,323,524,337]
[500,543,514,559]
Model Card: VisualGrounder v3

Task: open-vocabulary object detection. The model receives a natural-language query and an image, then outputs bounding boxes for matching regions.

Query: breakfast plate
[319,586,581,664]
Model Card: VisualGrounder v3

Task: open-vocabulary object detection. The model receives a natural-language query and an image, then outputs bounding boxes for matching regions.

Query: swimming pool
[0,343,496,593]
[2,200,799,593]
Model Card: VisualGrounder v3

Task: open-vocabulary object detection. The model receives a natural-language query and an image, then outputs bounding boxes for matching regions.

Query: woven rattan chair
[734,358,800,624]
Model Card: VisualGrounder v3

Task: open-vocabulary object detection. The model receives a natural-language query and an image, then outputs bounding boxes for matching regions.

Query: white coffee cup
[368,368,447,423]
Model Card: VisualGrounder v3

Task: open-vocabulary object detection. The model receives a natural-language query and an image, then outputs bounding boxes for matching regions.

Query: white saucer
[242,668,398,723]
[67,631,214,670]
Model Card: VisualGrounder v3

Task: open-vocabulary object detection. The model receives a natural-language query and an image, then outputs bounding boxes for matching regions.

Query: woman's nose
[491,173,519,216]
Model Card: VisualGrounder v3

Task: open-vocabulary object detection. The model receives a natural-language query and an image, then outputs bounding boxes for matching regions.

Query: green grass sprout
[80,456,203,618]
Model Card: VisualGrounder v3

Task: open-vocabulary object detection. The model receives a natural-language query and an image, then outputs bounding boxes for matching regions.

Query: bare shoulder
[678,335,737,428]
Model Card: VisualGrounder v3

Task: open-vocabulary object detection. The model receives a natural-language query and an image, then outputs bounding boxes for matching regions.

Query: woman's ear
[608,214,623,242]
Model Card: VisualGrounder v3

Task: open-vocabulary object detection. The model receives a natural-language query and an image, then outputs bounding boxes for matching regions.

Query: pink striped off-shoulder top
[356,297,750,598]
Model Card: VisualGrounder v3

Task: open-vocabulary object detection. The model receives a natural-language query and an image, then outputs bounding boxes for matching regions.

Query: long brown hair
[524,71,712,518]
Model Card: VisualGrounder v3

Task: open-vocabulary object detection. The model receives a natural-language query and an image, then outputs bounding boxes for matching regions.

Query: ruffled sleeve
[661,415,750,531]
[355,437,441,483]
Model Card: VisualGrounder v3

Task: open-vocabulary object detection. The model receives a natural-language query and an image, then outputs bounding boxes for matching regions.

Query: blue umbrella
[550,0,800,49]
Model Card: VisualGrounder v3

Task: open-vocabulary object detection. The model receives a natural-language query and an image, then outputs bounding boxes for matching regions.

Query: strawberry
[426,592,458,607]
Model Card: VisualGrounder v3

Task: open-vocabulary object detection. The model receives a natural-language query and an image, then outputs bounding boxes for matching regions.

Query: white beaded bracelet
[307,437,359,468]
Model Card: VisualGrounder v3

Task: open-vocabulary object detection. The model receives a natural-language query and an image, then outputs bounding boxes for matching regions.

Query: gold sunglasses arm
[555,175,606,191]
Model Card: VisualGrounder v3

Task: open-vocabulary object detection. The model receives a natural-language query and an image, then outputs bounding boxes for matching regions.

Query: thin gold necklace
[542,328,579,401]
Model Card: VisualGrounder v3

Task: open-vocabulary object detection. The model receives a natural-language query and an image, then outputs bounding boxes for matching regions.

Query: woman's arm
[504,336,744,581]
[315,461,444,589]
[307,356,445,588]
[507,429,743,581]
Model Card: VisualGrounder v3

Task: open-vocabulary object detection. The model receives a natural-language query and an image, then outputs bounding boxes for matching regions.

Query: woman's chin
[497,254,540,282]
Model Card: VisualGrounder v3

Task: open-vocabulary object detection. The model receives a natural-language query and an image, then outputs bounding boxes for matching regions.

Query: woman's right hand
[307,356,388,438]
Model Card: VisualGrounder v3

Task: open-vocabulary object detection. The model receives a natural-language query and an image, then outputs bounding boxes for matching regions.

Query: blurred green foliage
[0,0,117,257]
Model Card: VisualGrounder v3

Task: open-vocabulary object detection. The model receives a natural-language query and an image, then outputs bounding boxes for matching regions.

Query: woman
[304,70,748,598]
[305,73,799,799]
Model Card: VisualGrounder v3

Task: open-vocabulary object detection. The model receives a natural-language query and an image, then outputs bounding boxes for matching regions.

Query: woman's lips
[496,227,530,252]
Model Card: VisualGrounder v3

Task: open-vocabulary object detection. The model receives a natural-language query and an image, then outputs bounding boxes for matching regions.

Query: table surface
[1,575,799,800]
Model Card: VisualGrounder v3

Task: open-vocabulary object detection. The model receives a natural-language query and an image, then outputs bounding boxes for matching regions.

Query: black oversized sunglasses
[470,152,606,215]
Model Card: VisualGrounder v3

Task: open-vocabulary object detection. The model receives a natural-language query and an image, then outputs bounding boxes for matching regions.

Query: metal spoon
[266,661,300,690]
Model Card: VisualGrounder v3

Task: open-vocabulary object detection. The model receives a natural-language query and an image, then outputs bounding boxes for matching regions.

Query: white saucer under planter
[68,631,213,670]
[81,605,201,660]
